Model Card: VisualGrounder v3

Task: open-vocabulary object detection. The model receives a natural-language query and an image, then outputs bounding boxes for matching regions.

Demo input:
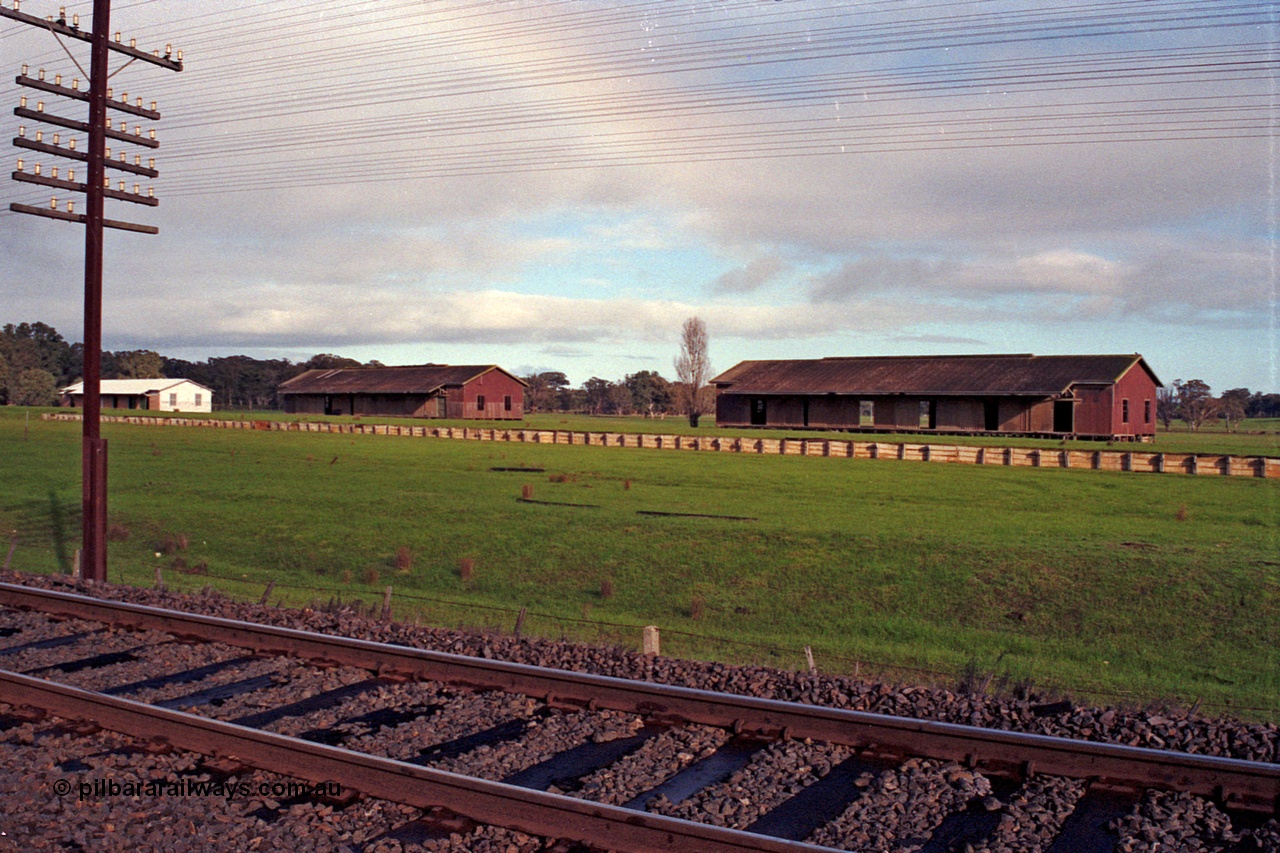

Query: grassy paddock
[2,407,1276,719]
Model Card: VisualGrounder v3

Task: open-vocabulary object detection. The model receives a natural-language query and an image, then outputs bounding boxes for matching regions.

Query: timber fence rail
[43,413,1280,478]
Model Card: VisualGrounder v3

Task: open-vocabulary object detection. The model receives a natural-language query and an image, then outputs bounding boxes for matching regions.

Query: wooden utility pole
[3,0,182,582]
[81,0,111,584]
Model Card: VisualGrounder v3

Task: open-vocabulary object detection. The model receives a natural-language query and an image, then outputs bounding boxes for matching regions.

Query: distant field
[2,406,1276,719]
[59,406,1280,458]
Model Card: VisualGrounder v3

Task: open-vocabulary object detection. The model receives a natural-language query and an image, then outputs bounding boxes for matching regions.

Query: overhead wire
[0,0,1274,206]
[13,1,1273,99]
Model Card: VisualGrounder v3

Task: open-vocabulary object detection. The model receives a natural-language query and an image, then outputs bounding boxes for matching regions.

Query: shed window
[1144,399,1151,424]
[1121,398,1130,424]
[195,393,202,407]
[169,393,177,407]
[475,395,486,411]
[504,395,512,411]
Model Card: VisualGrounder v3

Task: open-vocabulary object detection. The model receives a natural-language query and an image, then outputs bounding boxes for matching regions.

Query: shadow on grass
[48,489,72,573]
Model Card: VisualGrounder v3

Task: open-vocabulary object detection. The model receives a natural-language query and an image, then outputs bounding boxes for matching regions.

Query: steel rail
[2,581,1277,815]
[0,669,832,853]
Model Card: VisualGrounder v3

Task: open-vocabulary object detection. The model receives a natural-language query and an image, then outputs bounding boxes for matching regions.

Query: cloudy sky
[2,0,1276,392]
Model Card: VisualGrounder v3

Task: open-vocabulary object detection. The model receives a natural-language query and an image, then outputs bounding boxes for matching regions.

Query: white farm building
[60,379,214,413]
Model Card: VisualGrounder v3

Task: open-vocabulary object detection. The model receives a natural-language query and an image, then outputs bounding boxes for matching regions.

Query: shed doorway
[919,400,937,430]
[984,399,1000,431]
[1053,400,1074,433]
[750,398,767,426]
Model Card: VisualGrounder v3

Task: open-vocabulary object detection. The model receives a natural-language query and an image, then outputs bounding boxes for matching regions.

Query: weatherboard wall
[441,369,525,420]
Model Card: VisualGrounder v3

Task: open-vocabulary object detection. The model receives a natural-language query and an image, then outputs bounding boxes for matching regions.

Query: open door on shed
[750,398,767,425]
[984,399,1000,431]
[1053,400,1074,433]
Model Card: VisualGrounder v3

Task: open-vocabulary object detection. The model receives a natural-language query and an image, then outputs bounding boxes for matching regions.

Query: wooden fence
[42,413,1280,478]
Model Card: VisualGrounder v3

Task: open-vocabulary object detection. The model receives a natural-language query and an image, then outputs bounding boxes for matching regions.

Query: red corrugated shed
[279,365,526,420]
[713,354,1161,439]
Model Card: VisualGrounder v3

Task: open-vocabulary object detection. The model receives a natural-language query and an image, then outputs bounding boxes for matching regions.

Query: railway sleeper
[1043,783,1143,853]
[915,780,1021,853]
[0,629,103,658]
[297,702,445,747]
[503,723,668,793]
[746,752,888,841]
[624,735,770,811]
[103,654,262,695]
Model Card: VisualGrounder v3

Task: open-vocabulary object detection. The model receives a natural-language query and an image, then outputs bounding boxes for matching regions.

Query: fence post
[2,535,15,572]
[514,606,528,637]
[258,580,276,606]
[154,565,164,591]
[804,645,816,674]
[642,625,660,656]
[381,585,393,624]
[72,549,81,580]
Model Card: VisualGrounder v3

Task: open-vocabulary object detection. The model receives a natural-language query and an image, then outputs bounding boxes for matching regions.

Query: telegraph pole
[83,0,112,586]
[3,0,182,583]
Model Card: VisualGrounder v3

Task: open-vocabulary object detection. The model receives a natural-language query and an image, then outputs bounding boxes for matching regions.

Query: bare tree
[1155,385,1177,430]
[674,316,712,427]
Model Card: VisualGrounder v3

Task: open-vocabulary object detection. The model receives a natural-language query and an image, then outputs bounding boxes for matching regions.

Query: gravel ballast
[0,571,1276,852]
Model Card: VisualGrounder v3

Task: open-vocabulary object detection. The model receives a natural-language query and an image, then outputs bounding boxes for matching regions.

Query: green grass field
[2,406,1276,719]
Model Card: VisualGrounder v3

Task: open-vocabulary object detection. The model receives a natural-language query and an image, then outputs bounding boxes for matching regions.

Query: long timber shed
[279,364,526,420]
[712,354,1161,439]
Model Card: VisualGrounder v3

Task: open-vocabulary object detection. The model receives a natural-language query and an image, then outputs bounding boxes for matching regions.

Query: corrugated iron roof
[711,354,1159,397]
[278,364,525,395]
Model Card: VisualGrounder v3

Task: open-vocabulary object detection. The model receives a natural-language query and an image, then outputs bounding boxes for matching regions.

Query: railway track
[0,580,1276,852]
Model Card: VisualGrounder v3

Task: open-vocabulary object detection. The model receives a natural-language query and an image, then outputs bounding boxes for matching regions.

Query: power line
[1,0,1275,205]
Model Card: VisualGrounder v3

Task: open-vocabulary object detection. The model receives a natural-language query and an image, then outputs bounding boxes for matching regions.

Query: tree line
[0,320,704,416]
[520,369,706,418]
[1155,379,1279,431]
[2,320,1275,428]
[0,322,384,409]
